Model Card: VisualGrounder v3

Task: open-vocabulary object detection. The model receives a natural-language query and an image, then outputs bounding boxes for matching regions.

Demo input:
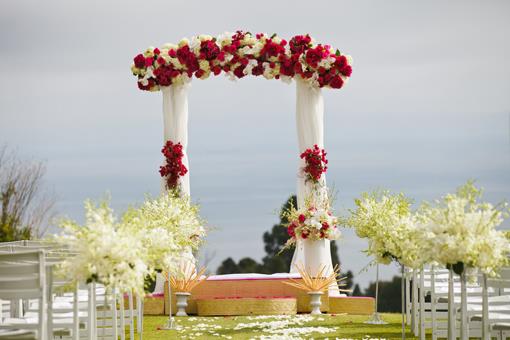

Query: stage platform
[143,273,375,316]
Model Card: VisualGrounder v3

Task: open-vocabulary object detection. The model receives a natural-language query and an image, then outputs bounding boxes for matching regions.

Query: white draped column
[161,84,195,280]
[290,78,338,295]
[161,84,191,195]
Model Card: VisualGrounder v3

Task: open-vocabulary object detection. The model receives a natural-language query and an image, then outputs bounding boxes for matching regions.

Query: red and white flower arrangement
[131,31,352,91]
[159,140,188,190]
[283,202,341,248]
[300,145,328,183]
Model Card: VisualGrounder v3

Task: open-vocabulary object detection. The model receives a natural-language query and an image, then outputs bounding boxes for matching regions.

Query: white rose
[178,38,189,48]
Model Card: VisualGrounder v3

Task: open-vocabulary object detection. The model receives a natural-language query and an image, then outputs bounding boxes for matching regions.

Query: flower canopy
[131,31,353,91]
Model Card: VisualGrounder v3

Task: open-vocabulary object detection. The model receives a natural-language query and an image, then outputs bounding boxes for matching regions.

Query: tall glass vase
[447,267,456,339]
[481,273,490,340]
[401,265,406,340]
[365,263,387,324]
[161,271,174,330]
[460,269,468,340]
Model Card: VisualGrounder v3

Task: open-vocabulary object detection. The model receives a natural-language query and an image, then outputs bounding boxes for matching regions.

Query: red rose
[134,54,145,68]
[160,140,188,190]
[251,62,264,76]
[212,66,222,75]
[240,58,249,66]
[233,65,246,78]
[301,231,309,239]
[260,41,285,59]
[287,225,296,237]
[153,48,160,55]
[300,145,328,182]
[330,76,344,89]
[341,65,352,77]
[298,214,306,223]
[289,34,312,54]
[144,57,154,67]
[305,47,322,68]
[200,40,220,60]
[195,69,205,78]
[334,55,347,69]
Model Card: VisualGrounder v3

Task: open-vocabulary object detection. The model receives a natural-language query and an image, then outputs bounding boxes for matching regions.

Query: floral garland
[131,31,352,91]
[159,140,188,190]
[300,145,328,183]
[283,201,341,248]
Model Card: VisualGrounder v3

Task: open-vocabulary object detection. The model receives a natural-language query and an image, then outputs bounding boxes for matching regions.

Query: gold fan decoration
[284,264,351,293]
[165,264,208,293]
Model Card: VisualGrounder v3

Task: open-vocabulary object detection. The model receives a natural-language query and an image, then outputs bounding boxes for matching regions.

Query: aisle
[140,314,423,340]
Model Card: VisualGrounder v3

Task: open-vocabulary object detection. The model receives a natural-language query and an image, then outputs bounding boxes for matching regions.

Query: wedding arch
[131,31,353,291]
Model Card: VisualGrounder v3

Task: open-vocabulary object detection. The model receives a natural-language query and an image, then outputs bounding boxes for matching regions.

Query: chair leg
[120,291,126,340]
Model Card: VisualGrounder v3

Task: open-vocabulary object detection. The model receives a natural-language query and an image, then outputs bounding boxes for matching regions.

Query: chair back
[486,267,510,289]
[0,251,46,300]
[0,250,47,340]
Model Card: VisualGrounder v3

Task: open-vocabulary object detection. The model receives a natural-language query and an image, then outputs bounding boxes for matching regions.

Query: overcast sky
[1,0,509,289]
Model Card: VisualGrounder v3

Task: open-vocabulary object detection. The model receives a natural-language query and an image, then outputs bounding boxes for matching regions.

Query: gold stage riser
[122,295,165,316]
[197,298,297,316]
[163,279,329,315]
[329,296,375,315]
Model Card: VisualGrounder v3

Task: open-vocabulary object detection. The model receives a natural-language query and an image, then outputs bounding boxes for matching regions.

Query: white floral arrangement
[346,191,431,268]
[54,199,149,295]
[419,181,510,276]
[121,192,206,272]
[282,199,341,248]
[54,192,207,294]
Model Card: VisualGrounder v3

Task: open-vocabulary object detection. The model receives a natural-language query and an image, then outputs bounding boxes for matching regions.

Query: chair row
[405,265,510,339]
[0,241,144,340]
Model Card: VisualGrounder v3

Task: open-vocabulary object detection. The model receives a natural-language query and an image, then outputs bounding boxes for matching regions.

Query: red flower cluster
[159,140,188,190]
[132,31,352,91]
[300,145,328,183]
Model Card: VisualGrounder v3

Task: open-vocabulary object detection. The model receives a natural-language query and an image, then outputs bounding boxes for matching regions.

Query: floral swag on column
[131,31,353,292]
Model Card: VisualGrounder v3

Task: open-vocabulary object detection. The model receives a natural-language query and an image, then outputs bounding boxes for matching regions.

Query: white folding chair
[475,267,510,340]
[0,251,47,340]
[0,241,141,340]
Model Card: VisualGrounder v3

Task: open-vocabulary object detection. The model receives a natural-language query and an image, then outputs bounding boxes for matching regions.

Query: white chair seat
[492,322,510,330]
[0,329,36,340]
[471,312,510,321]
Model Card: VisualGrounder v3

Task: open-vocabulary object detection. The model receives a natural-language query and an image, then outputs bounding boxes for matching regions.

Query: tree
[259,195,297,273]
[216,257,239,275]
[0,146,55,242]
[237,258,261,273]
[364,275,402,312]
[352,283,362,296]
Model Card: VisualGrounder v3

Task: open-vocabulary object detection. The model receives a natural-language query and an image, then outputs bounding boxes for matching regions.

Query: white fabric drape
[153,84,195,294]
[161,84,191,195]
[291,78,338,295]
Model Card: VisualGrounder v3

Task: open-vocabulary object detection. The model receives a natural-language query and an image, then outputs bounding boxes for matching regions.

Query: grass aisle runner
[140,313,423,339]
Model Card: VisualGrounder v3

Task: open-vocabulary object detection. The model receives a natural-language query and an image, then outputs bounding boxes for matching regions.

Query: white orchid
[419,181,510,276]
[54,192,207,295]
[347,191,432,268]
[54,199,149,295]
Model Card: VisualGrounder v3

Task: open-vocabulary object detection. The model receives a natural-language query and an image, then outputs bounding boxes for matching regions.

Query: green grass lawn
[140,313,422,339]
